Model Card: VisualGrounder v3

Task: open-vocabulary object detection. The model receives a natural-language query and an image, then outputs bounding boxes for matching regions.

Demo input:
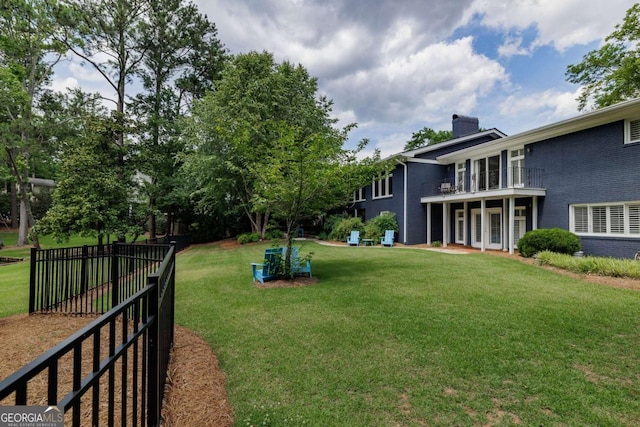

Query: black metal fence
[0,243,176,427]
[28,240,184,314]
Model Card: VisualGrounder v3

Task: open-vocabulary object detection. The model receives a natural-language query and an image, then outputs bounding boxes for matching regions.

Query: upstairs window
[456,162,466,192]
[372,173,393,199]
[625,119,640,144]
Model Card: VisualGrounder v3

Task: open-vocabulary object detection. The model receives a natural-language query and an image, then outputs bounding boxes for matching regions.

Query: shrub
[363,212,398,241]
[536,250,640,279]
[517,228,581,258]
[264,228,284,240]
[237,232,261,244]
[328,216,364,241]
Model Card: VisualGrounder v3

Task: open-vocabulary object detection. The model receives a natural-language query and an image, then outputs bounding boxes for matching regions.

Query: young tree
[35,90,143,244]
[182,52,383,275]
[566,3,640,111]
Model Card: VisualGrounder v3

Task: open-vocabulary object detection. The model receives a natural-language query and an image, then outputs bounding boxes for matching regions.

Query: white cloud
[326,37,508,125]
[463,0,631,52]
[499,88,581,123]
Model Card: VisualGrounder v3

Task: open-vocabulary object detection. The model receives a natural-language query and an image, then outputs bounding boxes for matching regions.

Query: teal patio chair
[251,247,283,284]
[380,230,395,247]
[283,246,312,277]
[346,230,360,246]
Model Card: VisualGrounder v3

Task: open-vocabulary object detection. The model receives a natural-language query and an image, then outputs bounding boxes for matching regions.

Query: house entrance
[471,208,502,250]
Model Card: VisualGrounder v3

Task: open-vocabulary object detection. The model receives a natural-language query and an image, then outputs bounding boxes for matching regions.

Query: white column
[502,199,508,251]
[532,196,538,230]
[427,203,432,244]
[509,197,515,255]
[442,202,448,248]
[480,198,486,252]
[463,201,468,246]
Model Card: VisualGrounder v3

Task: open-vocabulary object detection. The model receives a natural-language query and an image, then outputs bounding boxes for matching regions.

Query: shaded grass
[175,242,640,426]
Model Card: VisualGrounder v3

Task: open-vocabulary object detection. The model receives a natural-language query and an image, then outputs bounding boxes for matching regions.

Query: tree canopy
[403,127,452,151]
[181,51,382,263]
[566,3,640,111]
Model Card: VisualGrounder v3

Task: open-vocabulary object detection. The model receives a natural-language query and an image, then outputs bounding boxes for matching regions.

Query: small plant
[237,232,261,244]
[363,212,398,241]
[517,228,581,258]
[431,240,442,247]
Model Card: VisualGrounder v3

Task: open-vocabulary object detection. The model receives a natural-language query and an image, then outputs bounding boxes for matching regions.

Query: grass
[175,242,640,426]
[0,231,101,259]
[2,239,639,425]
[536,250,640,279]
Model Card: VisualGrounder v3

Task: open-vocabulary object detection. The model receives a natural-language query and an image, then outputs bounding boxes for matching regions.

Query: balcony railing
[439,167,544,195]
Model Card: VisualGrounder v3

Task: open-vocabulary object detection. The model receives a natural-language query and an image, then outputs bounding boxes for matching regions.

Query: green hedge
[517,228,581,258]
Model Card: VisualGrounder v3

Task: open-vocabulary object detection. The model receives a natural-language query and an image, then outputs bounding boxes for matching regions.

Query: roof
[382,128,507,163]
[437,97,640,162]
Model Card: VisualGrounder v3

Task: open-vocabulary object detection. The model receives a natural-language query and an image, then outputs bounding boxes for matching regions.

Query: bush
[517,228,581,258]
[237,232,261,244]
[328,217,364,241]
[536,250,640,279]
[363,212,398,241]
[264,228,284,240]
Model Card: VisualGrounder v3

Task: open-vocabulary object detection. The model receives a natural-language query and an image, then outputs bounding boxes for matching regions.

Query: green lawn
[2,239,639,425]
[176,241,640,426]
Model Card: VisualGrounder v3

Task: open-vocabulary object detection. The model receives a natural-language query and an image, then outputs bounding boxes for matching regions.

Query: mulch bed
[0,314,233,427]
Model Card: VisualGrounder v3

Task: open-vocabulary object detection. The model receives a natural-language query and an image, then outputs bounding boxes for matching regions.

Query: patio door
[471,208,502,250]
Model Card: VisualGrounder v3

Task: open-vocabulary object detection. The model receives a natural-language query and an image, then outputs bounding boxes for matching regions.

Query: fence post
[147,276,160,427]
[29,247,37,313]
[80,245,88,296]
[111,243,119,309]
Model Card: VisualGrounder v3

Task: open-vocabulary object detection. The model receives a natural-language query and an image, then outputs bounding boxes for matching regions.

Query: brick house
[353,98,640,258]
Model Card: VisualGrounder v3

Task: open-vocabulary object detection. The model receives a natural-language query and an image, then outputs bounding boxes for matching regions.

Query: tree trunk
[9,181,18,228]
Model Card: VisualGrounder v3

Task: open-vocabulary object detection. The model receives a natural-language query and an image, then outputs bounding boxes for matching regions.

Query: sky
[53,0,636,158]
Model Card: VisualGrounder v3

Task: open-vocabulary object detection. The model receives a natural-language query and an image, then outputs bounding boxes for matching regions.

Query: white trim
[437,97,640,163]
[570,201,640,238]
[625,118,640,144]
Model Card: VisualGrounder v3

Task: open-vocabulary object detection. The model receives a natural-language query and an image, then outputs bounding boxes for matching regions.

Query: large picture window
[372,173,393,199]
[570,202,640,236]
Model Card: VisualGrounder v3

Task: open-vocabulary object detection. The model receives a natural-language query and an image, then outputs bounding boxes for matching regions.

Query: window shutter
[574,206,588,233]
[610,205,624,233]
[592,206,607,233]
[630,205,640,234]
[629,119,640,143]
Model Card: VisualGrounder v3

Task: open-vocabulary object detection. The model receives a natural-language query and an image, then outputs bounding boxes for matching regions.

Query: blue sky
[52,0,635,158]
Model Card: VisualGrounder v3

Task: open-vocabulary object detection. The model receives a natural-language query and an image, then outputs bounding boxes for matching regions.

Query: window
[625,119,640,144]
[571,203,640,236]
[473,155,500,191]
[372,173,393,199]
[456,162,466,192]
[352,188,365,202]
[510,148,525,187]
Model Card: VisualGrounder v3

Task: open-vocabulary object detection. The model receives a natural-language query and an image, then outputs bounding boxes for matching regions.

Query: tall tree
[566,3,640,111]
[0,0,67,246]
[59,0,148,148]
[131,0,226,238]
[403,127,452,151]
[35,90,143,243]
[182,52,383,271]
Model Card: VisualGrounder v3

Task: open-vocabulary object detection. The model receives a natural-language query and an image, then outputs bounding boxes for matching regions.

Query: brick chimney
[452,114,479,139]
